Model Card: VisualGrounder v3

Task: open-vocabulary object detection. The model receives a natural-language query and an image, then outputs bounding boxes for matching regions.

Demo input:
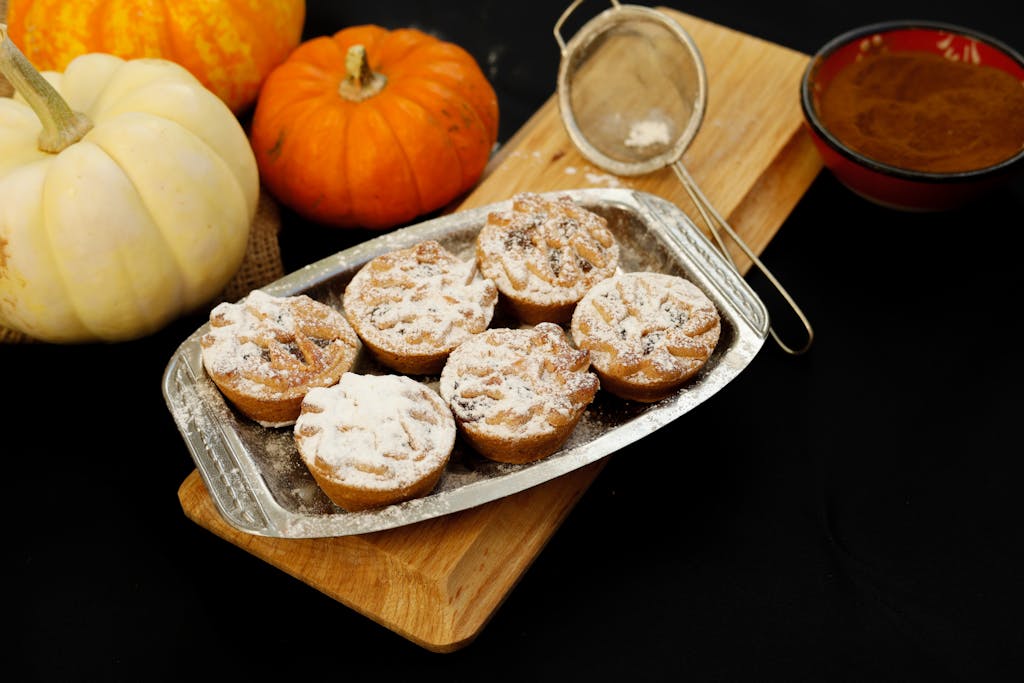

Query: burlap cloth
[0,0,286,344]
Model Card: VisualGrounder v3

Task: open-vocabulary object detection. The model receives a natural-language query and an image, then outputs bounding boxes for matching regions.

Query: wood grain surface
[178,9,822,652]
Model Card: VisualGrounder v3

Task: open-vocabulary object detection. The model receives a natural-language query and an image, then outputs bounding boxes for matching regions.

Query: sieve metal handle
[552,0,813,356]
[554,0,622,54]
[671,161,815,356]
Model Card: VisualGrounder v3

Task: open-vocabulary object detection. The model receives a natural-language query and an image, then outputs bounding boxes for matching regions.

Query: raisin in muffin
[570,271,720,402]
[200,290,361,426]
[476,192,619,324]
[343,240,498,375]
[439,322,600,464]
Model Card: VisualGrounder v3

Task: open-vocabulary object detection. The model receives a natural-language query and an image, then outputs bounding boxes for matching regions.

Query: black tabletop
[7,1,1023,681]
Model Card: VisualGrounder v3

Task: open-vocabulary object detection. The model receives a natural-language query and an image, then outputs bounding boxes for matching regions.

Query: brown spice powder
[819,50,1024,173]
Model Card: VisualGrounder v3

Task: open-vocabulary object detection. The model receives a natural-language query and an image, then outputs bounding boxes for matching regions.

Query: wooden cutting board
[177,9,821,653]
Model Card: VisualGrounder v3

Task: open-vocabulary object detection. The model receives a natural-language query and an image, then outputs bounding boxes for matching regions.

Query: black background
[6,1,1024,681]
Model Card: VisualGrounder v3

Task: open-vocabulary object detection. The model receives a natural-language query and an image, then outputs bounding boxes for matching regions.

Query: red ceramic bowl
[800,20,1024,211]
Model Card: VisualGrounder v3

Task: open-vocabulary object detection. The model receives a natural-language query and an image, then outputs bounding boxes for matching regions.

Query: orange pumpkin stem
[338,44,387,102]
[0,23,93,154]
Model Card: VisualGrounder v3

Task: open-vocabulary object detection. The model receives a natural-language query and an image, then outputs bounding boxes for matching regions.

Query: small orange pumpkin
[250,24,500,230]
[3,0,306,115]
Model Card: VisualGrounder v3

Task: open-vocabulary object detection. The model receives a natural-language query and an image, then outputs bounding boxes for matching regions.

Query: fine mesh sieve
[554,0,814,355]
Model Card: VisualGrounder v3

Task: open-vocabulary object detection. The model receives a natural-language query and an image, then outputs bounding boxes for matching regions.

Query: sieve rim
[555,3,709,177]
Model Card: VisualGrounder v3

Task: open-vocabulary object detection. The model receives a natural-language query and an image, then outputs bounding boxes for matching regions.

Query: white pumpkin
[0,24,259,343]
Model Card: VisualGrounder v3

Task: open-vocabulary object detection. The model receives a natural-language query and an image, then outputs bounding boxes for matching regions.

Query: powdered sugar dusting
[571,272,720,383]
[476,192,620,306]
[202,290,297,379]
[200,290,359,402]
[343,240,497,361]
[439,323,599,440]
[295,373,455,491]
[625,119,672,148]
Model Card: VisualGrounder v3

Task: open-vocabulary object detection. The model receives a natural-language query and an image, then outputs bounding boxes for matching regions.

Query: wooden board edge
[723,127,823,273]
[179,462,603,651]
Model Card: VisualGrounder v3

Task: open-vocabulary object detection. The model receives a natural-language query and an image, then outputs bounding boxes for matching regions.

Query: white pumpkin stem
[0,23,94,153]
[338,44,387,102]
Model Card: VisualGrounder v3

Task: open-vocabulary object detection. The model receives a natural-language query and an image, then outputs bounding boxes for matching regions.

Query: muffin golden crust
[200,290,361,427]
[439,323,600,464]
[343,240,498,375]
[294,373,456,511]
[476,192,620,324]
[570,271,721,402]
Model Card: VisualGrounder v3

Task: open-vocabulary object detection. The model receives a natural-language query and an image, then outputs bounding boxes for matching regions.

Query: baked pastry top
[439,322,600,464]
[343,240,498,375]
[476,192,620,324]
[570,271,721,402]
[200,289,361,427]
[294,372,456,511]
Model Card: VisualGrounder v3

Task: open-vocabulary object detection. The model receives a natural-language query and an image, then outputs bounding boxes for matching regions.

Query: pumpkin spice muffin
[343,240,498,375]
[570,271,721,402]
[439,322,600,464]
[294,372,456,512]
[200,289,361,427]
[475,192,620,324]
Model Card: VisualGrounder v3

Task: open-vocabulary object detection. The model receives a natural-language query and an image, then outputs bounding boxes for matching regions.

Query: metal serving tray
[162,188,769,538]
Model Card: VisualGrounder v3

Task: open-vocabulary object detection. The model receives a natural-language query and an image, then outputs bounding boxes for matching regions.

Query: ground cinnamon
[818,50,1024,173]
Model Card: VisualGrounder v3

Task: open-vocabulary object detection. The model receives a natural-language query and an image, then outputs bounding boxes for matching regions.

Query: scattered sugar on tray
[281,489,456,536]
[168,361,223,436]
[563,411,604,445]
[262,434,300,466]
[295,373,455,491]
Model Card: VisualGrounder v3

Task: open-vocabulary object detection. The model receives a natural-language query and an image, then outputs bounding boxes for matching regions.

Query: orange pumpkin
[3,0,305,115]
[249,24,500,230]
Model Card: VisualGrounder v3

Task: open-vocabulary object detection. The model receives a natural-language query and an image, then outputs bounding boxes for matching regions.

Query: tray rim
[162,188,769,538]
